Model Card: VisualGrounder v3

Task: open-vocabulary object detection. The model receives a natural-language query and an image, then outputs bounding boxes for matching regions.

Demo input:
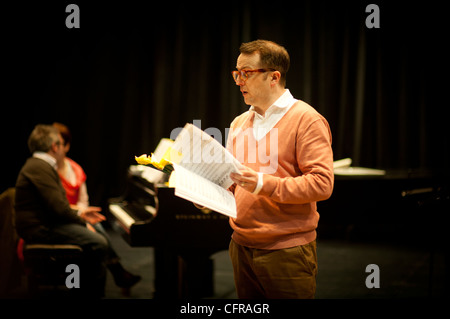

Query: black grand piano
[108,166,232,298]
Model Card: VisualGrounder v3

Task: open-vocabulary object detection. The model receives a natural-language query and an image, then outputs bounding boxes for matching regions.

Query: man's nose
[235,77,245,86]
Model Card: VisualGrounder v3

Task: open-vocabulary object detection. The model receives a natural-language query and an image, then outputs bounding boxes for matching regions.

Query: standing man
[227,40,334,298]
[15,124,108,297]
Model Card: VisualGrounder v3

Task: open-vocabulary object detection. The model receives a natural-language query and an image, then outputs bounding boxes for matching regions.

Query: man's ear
[270,71,281,86]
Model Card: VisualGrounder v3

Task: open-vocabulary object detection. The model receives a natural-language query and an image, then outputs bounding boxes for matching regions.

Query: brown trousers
[229,239,318,299]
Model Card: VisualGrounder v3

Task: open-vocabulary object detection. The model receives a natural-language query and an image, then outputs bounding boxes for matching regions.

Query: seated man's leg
[51,223,108,297]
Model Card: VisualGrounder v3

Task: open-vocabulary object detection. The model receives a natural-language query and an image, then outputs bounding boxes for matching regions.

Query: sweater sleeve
[258,118,334,204]
[25,162,85,225]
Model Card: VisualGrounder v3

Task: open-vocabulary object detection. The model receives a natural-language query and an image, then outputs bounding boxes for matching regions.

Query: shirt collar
[272,89,294,108]
[33,152,57,169]
[250,89,295,118]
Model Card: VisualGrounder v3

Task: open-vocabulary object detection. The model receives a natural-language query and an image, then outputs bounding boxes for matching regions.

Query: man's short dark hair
[239,40,290,86]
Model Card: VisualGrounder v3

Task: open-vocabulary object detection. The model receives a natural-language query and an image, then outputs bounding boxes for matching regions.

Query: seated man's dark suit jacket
[14,156,85,242]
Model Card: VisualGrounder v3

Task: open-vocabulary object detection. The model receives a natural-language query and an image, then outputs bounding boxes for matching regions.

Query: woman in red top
[58,156,87,207]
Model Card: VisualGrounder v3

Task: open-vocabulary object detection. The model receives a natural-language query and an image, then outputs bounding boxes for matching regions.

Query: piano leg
[178,253,214,298]
[153,247,214,298]
[153,247,178,299]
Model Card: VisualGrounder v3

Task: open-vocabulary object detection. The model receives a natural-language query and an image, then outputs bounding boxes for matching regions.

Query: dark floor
[5,226,447,300]
[101,229,447,299]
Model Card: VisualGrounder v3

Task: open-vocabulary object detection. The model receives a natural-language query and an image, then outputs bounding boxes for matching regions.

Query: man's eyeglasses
[231,68,276,83]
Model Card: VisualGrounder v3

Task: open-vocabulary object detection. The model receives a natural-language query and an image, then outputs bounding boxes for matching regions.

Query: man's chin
[243,96,252,106]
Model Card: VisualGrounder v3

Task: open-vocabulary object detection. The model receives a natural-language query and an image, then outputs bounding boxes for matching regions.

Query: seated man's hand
[80,206,106,225]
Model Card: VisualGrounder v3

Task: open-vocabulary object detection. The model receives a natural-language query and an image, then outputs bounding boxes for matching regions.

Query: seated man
[52,122,140,292]
[15,124,108,298]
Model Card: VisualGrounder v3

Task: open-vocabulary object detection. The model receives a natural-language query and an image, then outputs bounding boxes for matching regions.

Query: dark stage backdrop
[1,1,448,206]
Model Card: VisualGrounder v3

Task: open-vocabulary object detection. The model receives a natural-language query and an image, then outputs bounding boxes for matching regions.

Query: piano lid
[333,158,386,176]
[129,164,169,186]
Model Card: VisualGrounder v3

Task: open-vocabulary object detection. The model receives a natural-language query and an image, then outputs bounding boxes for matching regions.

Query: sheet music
[161,123,245,218]
[170,123,243,189]
[169,164,237,218]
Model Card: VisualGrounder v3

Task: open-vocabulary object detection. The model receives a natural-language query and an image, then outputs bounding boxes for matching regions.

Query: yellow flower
[154,156,171,170]
[135,154,153,165]
[134,153,174,174]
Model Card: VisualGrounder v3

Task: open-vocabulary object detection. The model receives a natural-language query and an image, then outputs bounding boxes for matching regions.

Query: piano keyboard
[109,204,135,229]
[109,203,157,230]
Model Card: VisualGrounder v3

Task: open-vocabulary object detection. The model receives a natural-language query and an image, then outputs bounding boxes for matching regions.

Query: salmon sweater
[227,100,334,249]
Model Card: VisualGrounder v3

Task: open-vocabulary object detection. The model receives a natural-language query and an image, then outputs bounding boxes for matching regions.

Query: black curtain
[1,0,448,206]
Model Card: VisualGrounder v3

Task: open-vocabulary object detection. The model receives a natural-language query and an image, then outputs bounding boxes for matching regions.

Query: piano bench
[22,244,84,297]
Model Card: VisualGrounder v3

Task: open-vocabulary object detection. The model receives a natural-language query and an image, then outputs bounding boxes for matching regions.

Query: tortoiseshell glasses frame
[231,68,276,83]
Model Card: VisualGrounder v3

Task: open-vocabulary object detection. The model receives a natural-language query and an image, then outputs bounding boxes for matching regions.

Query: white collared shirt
[248,89,298,194]
[33,151,57,170]
[249,89,298,141]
